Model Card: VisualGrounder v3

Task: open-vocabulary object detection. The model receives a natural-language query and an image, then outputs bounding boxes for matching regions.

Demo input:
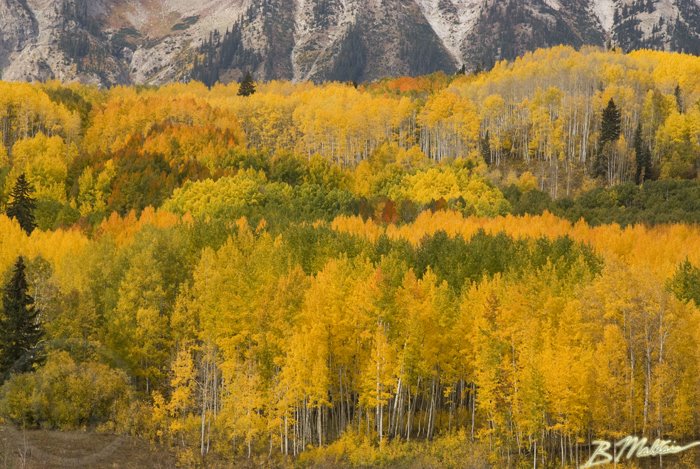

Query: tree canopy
[0,46,698,467]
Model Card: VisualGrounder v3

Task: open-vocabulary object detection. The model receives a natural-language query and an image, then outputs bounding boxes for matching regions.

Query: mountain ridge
[1,0,700,86]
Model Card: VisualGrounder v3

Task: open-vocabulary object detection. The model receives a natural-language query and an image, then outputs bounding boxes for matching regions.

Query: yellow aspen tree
[359,323,396,444]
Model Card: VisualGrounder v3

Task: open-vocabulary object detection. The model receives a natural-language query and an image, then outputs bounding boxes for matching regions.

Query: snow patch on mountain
[543,0,562,11]
[591,0,618,31]
[413,0,482,64]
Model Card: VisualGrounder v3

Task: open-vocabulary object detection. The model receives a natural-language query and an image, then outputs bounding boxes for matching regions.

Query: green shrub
[0,351,132,430]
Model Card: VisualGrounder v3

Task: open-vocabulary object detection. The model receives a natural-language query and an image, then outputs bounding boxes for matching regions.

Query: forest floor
[0,425,176,468]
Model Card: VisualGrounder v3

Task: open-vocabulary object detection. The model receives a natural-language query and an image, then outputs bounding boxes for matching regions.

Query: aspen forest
[0,46,700,467]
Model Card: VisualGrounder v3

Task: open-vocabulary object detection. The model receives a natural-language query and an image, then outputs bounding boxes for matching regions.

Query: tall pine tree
[599,98,622,146]
[6,174,37,235]
[480,130,492,165]
[634,123,653,184]
[0,257,44,380]
[675,84,684,113]
[594,98,622,178]
[237,71,256,97]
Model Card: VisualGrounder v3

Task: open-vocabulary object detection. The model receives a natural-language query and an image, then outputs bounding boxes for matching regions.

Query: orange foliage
[96,207,185,246]
[333,211,700,278]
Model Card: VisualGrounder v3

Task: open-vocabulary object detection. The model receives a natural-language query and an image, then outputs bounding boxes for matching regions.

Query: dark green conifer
[480,131,491,165]
[237,71,256,97]
[594,99,622,178]
[6,174,37,235]
[0,257,44,381]
[634,123,653,184]
[675,84,684,113]
[600,98,622,146]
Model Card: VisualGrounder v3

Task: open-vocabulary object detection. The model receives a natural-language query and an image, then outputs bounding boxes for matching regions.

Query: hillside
[2,0,700,85]
[3,46,699,217]
[0,47,699,468]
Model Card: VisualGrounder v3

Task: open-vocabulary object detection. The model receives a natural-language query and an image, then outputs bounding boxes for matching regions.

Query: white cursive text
[580,435,700,468]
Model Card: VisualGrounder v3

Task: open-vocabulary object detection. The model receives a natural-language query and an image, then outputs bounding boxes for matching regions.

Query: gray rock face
[0,0,37,71]
[0,0,699,85]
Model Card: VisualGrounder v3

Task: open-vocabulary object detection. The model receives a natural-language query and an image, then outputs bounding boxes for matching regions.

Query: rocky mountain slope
[1,0,699,86]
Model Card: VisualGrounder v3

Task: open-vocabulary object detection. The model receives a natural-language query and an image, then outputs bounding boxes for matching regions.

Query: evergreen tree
[480,130,491,165]
[675,84,684,113]
[0,257,44,381]
[237,71,256,97]
[6,174,37,235]
[594,99,622,178]
[600,98,622,146]
[634,123,653,184]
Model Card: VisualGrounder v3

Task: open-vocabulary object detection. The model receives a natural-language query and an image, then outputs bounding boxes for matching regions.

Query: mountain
[1,0,700,86]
